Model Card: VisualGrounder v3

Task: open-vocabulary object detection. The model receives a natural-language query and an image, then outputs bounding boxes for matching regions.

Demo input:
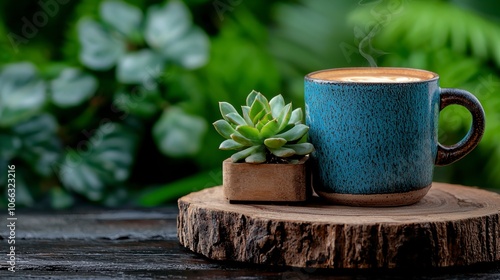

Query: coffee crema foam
[308,68,437,83]
[334,75,423,83]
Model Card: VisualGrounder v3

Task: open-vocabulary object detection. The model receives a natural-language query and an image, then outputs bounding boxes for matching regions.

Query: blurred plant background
[0,0,499,209]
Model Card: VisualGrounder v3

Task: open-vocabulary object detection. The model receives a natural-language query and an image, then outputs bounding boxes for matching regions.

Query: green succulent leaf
[153,107,208,157]
[219,139,244,150]
[213,119,236,139]
[256,92,270,112]
[251,108,268,125]
[219,102,238,121]
[77,18,126,70]
[246,90,260,107]
[269,147,296,157]
[269,94,285,118]
[230,133,255,146]
[241,106,253,126]
[277,103,292,131]
[225,112,247,126]
[116,50,164,84]
[236,125,260,141]
[284,143,314,155]
[255,120,265,131]
[262,112,274,123]
[145,1,191,50]
[289,108,303,124]
[264,137,287,149]
[160,27,209,69]
[275,124,309,142]
[245,147,266,163]
[249,98,266,121]
[230,145,260,162]
[280,123,295,133]
[259,120,279,139]
[51,68,98,108]
[0,63,46,127]
[100,0,142,40]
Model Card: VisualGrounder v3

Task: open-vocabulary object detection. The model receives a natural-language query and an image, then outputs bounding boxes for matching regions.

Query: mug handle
[435,88,485,166]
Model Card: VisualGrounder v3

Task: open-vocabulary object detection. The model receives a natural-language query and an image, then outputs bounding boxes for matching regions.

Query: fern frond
[349,1,500,68]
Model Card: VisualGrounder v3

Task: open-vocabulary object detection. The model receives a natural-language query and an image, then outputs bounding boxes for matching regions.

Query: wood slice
[177,183,500,269]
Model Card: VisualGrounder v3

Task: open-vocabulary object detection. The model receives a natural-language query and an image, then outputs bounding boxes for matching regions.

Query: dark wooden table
[1,202,499,279]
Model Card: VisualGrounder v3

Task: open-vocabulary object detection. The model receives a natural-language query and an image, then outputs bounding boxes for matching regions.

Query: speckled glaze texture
[304,68,485,206]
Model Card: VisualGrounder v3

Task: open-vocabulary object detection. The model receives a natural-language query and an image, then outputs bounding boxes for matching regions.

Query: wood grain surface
[0,194,498,279]
[178,183,500,269]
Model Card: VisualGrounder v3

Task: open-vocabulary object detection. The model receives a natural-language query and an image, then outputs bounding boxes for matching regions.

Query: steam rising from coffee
[355,0,408,67]
[358,29,382,67]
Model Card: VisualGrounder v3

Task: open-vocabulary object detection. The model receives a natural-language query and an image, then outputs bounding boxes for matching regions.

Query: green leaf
[0,133,21,160]
[284,143,314,155]
[113,88,163,119]
[246,90,260,107]
[49,188,75,209]
[0,63,46,127]
[59,124,138,201]
[468,21,488,59]
[259,120,279,139]
[219,102,238,121]
[9,167,34,207]
[51,68,98,107]
[488,26,500,67]
[256,120,265,131]
[236,125,260,141]
[256,92,270,112]
[269,147,295,157]
[116,50,164,84]
[0,159,7,193]
[277,103,292,131]
[230,133,254,146]
[269,94,285,118]
[100,0,143,40]
[213,119,236,139]
[251,108,267,125]
[102,188,129,208]
[12,114,62,176]
[264,137,287,149]
[249,98,266,121]
[263,112,274,123]
[241,106,253,126]
[275,124,309,142]
[60,154,101,200]
[219,139,244,150]
[135,168,221,206]
[289,108,303,124]
[225,112,246,126]
[145,1,191,49]
[153,107,208,157]
[77,18,126,70]
[245,146,266,163]
[160,27,209,69]
[231,145,260,162]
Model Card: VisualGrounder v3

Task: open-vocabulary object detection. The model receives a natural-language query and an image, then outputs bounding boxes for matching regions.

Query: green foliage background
[0,0,499,208]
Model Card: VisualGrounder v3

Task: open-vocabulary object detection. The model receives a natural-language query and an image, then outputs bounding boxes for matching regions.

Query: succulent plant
[213,90,314,163]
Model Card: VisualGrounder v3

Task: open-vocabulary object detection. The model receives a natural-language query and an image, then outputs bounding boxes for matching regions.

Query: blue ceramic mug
[304,67,485,206]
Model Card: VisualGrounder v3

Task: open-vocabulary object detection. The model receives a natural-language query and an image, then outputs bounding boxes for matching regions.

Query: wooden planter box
[222,156,311,203]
